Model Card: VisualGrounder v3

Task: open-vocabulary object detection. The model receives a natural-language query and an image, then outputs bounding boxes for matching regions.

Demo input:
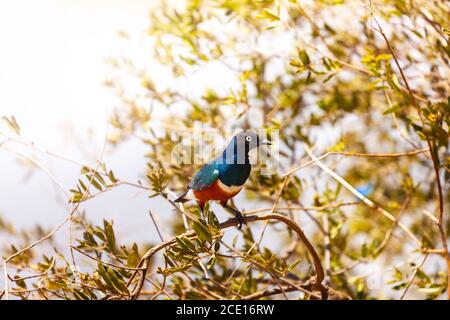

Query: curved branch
[127,213,326,300]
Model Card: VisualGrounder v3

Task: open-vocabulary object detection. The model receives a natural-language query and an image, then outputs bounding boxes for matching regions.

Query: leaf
[80,166,92,174]
[287,258,302,272]
[90,177,103,192]
[180,236,196,252]
[375,53,392,61]
[207,210,219,228]
[70,192,88,203]
[78,179,87,192]
[73,289,91,300]
[161,264,193,276]
[418,287,441,294]
[322,72,337,83]
[239,70,251,82]
[94,172,107,187]
[192,220,213,243]
[127,243,140,267]
[298,49,310,66]
[415,268,430,281]
[97,263,115,291]
[1,115,21,136]
[103,220,117,254]
[382,103,403,115]
[442,27,450,36]
[392,281,407,290]
[256,8,280,22]
[175,236,192,253]
[207,256,216,269]
[107,268,129,294]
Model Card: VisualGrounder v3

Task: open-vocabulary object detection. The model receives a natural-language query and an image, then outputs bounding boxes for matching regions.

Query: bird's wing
[189,163,220,191]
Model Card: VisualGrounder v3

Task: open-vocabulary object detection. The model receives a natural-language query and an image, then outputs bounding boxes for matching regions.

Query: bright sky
[0,0,318,243]
[0,0,228,235]
[0,0,261,245]
[0,0,162,240]
[0,0,151,141]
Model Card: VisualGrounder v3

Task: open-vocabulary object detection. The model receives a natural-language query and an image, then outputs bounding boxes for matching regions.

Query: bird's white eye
[246,136,252,142]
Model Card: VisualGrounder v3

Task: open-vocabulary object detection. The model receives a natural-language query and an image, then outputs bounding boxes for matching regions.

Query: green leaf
[256,9,280,22]
[107,268,129,294]
[73,289,91,300]
[207,210,219,228]
[1,115,21,136]
[175,236,192,253]
[97,263,115,291]
[127,243,140,267]
[207,256,216,269]
[70,192,88,203]
[287,258,302,272]
[375,53,392,61]
[94,172,107,187]
[161,264,193,276]
[78,179,87,192]
[90,177,103,192]
[104,220,117,254]
[382,103,403,115]
[418,287,441,294]
[322,72,337,83]
[192,220,213,243]
[298,49,310,66]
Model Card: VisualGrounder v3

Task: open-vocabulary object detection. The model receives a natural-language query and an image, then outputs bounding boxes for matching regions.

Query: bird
[175,131,271,228]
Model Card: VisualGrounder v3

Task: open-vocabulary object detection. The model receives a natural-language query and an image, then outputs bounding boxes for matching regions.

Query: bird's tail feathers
[174,189,194,203]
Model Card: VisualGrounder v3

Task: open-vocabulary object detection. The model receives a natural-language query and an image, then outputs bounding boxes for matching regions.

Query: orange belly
[193,180,242,204]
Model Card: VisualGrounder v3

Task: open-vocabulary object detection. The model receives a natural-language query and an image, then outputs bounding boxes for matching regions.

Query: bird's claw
[236,212,245,230]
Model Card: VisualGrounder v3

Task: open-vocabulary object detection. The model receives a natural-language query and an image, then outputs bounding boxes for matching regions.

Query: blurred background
[0,0,157,239]
[0,0,278,252]
[0,0,448,300]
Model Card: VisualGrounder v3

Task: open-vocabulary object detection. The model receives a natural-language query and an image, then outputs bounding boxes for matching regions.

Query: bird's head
[221,131,272,164]
[234,131,271,152]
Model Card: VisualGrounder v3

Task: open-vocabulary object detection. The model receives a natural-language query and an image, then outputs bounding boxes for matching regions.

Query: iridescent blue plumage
[175,131,270,228]
[189,133,254,191]
[189,163,220,191]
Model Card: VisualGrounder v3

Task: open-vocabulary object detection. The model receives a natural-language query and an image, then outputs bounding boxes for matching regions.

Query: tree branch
[304,146,422,248]
[127,212,326,300]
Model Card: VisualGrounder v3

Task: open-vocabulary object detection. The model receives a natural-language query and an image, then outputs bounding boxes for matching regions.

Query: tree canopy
[0,0,449,300]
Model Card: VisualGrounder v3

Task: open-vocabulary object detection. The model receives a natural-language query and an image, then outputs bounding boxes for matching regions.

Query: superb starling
[175,131,271,227]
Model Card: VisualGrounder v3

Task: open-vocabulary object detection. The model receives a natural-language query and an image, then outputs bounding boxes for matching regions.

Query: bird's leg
[220,201,245,230]
[198,201,206,219]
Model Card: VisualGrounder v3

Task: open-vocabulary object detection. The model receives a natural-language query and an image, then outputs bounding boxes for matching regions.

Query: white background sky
[0,0,266,245]
[0,0,152,140]
[0,0,167,243]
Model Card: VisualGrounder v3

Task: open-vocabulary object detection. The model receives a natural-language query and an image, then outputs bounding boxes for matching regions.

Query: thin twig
[369,6,449,297]
[68,123,109,283]
[304,146,422,248]
[148,210,165,242]
[0,134,100,172]
[8,259,55,282]
[1,126,109,300]
[283,148,429,176]
[70,246,147,271]
[128,212,326,300]
[400,254,429,300]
